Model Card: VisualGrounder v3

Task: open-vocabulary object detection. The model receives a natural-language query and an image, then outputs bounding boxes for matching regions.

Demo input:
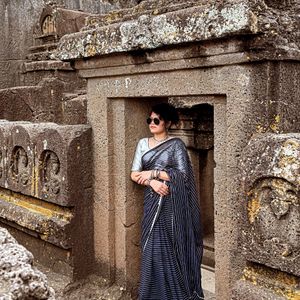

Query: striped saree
[139,138,204,300]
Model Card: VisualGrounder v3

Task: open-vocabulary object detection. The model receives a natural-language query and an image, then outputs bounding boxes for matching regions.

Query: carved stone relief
[241,134,300,276]
[10,146,30,186]
[0,150,3,179]
[39,150,61,198]
[247,177,299,259]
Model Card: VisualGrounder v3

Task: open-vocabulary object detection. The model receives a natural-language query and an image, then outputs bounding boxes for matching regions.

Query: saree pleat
[139,138,204,300]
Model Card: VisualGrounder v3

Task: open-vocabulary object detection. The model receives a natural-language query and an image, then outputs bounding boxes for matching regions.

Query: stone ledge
[23,61,74,73]
[0,188,73,249]
[57,1,258,60]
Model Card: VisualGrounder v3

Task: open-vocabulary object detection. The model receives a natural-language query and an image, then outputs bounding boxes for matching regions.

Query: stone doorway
[97,96,219,295]
[85,67,229,299]
[170,102,215,296]
[119,98,217,295]
[169,103,215,269]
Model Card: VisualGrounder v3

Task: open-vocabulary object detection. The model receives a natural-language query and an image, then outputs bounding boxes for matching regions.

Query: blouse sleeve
[131,139,144,172]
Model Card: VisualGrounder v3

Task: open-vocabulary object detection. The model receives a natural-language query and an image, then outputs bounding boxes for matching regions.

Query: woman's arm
[131,171,143,184]
[157,171,170,181]
[131,170,169,196]
[131,170,170,185]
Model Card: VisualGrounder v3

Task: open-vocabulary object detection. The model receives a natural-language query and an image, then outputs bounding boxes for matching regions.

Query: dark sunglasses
[146,117,160,125]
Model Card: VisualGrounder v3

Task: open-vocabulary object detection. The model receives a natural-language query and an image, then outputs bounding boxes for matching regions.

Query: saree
[139,138,204,300]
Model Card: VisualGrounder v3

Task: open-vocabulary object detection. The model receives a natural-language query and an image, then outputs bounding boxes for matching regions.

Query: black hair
[150,103,179,126]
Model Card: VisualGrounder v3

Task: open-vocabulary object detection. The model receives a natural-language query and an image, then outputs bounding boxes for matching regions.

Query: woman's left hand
[136,170,152,185]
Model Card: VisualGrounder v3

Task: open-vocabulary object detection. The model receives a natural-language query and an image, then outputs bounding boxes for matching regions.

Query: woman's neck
[153,132,168,142]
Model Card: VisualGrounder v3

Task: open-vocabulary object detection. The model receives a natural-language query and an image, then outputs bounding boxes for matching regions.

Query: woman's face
[148,112,167,135]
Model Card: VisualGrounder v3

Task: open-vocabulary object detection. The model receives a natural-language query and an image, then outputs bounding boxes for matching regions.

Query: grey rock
[0,227,55,299]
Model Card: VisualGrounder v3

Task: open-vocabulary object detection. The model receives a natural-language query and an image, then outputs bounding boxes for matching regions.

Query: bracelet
[150,170,154,180]
[146,179,153,186]
[149,169,161,181]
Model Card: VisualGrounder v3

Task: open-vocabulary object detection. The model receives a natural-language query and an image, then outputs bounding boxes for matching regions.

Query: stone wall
[0,0,137,89]
[0,121,93,278]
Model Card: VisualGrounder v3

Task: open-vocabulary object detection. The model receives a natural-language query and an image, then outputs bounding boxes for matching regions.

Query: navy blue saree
[139,138,204,300]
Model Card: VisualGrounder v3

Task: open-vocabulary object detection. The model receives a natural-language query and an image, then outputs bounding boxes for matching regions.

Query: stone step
[202,267,215,297]
[23,60,73,73]
[26,51,55,61]
[29,43,58,53]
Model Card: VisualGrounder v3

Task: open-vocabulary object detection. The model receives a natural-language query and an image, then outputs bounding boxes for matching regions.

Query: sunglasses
[146,117,161,125]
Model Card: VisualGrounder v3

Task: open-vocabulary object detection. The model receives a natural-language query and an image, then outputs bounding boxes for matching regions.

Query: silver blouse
[131,138,150,171]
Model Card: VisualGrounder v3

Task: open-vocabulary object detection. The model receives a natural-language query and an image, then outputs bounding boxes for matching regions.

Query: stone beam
[57,1,259,60]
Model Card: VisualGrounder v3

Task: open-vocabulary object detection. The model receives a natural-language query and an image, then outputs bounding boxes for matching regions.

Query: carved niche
[39,150,61,199]
[42,15,56,35]
[241,134,300,276]
[10,146,30,186]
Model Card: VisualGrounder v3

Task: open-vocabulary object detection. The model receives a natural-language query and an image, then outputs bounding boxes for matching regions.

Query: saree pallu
[139,138,204,300]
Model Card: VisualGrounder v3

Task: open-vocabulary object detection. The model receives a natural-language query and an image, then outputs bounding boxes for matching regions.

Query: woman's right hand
[149,180,169,197]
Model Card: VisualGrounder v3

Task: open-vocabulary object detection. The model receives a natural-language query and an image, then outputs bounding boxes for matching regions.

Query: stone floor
[39,264,216,299]
[202,267,216,300]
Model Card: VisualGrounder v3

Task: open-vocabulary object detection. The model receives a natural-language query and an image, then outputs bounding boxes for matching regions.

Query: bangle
[150,170,154,180]
[146,179,152,186]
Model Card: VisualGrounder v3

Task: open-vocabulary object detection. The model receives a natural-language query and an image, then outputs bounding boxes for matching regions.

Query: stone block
[0,121,91,207]
[0,187,73,249]
[240,133,300,276]
[34,124,91,206]
[57,1,258,60]
[232,264,300,300]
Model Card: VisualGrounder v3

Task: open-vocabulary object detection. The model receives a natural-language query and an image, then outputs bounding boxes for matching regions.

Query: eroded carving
[10,146,29,186]
[42,15,56,34]
[0,151,3,179]
[241,134,300,276]
[39,150,61,197]
[248,178,299,258]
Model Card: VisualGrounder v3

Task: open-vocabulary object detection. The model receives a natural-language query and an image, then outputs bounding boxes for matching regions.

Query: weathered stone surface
[84,0,218,28]
[0,227,55,299]
[0,188,73,249]
[61,93,87,125]
[0,79,86,124]
[240,133,300,276]
[57,1,259,60]
[1,224,73,277]
[232,264,300,300]
[0,0,132,89]
[0,121,93,279]
[6,125,34,196]
[57,0,300,61]
[34,123,92,206]
[0,128,5,189]
[0,121,92,206]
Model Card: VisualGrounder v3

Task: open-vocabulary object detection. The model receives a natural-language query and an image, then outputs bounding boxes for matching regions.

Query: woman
[131,103,204,300]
